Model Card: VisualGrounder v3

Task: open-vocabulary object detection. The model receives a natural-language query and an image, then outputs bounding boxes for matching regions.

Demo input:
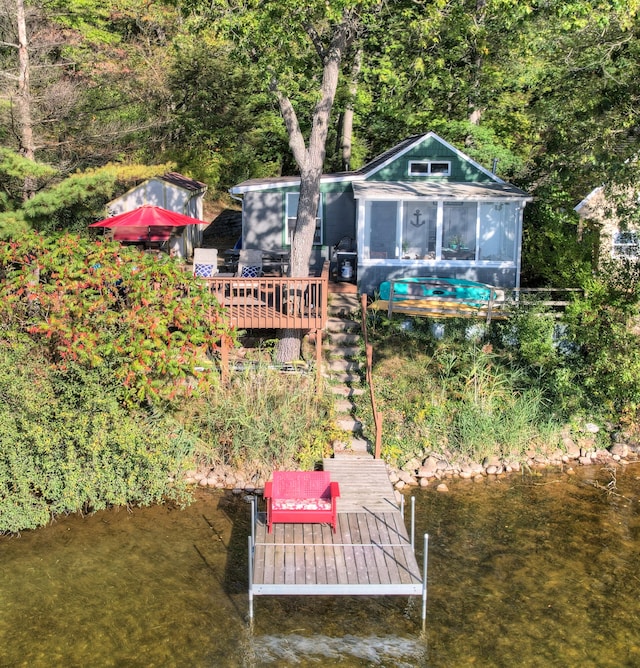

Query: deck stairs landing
[324,288,372,459]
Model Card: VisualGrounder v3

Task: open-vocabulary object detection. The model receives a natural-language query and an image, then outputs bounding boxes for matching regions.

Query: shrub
[0,337,195,534]
[0,232,233,406]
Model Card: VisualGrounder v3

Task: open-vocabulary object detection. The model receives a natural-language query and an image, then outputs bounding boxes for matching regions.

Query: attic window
[408,161,451,177]
[612,230,640,259]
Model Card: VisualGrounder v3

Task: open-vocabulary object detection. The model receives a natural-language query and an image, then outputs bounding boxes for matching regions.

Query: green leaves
[0,340,196,533]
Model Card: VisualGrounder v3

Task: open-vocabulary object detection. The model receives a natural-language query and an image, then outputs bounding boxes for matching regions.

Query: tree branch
[304,22,326,62]
[270,80,307,168]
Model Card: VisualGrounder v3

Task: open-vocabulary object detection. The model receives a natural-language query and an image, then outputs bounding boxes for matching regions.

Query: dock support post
[422,533,429,631]
[248,535,254,624]
[250,496,256,546]
[400,495,405,519]
[410,496,415,551]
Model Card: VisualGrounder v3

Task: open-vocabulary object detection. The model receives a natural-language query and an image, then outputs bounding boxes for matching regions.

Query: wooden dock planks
[251,460,422,596]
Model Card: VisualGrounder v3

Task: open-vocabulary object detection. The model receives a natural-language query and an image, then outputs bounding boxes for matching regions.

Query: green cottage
[230,132,531,293]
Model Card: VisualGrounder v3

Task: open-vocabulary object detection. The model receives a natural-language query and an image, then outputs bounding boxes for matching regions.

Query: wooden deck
[249,460,424,599]
[204,262,329,331]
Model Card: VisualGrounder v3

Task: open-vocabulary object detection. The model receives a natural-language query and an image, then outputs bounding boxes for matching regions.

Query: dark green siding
[366,136,494,184]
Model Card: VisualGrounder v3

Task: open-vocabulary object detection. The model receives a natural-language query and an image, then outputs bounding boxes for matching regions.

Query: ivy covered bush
[0,232,231,406]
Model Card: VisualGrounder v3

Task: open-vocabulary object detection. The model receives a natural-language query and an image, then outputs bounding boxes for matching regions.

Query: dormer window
[408,160,451,177]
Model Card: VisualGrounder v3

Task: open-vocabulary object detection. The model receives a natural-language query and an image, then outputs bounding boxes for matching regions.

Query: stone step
[329,385,365,397]
[326,331,361,346]
[326,317,360,333]
[332,438,373,459]
[349,437,370,452]
[324,345,361,360]
[327,358,361,372]
[336,417,362,432]
[329,294,360,308]
[335,399,354,413]
[324,371,362,384]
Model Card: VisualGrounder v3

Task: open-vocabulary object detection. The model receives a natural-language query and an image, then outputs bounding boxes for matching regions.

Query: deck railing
[203,261,329,332]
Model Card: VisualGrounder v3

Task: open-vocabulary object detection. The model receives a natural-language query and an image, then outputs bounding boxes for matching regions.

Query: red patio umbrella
[89,205,203,242]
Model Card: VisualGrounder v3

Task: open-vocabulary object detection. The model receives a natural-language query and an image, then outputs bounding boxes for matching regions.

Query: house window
[441,202,477,260]
[612,230,640,259]
[408,161,451,177]
[401,203,438,259]
[477,202,517,261]
[286,192,323,245]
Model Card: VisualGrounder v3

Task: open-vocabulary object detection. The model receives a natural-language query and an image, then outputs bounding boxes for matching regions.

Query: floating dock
[248,459,428,625]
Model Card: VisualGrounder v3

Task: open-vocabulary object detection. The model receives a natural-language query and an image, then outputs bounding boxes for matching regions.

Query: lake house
[230,132,531,293]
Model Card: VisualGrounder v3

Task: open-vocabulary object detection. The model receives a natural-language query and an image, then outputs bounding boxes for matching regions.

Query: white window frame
[286,192,323,245]
[612,230,640,259]
[408,160,451,177]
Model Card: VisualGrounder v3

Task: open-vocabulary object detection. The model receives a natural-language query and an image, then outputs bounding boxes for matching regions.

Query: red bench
[264,471,340,534]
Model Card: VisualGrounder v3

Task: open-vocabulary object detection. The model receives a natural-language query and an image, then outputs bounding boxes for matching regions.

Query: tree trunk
[16,0,36,198]
[274,12,357,363]
[341,48,362,171]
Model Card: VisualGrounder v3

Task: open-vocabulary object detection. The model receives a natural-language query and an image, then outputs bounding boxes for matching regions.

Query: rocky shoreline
[183,423,640,497]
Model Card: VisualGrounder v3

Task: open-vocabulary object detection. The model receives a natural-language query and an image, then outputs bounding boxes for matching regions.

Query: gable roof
[229,132,510,195]
[159,172,207,192]
[355,132,506,183]
[574,186,604,213]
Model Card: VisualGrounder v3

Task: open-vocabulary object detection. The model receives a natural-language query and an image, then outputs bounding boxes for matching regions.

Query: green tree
[186,0,381,361]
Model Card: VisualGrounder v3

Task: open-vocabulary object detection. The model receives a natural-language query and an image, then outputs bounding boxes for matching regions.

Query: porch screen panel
[478,202,517,261]
[365,201,398,259]
[402,202,437,259]
[442,202,477,259]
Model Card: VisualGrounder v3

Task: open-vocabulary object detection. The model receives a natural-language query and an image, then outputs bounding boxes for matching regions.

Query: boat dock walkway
[248,459,428,623]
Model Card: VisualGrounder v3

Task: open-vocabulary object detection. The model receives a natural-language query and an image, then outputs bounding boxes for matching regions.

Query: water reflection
[1,465,639,667]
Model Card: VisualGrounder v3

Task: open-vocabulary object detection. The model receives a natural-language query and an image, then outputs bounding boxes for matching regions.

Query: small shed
[229,132,531,293]
[107,172,208,258]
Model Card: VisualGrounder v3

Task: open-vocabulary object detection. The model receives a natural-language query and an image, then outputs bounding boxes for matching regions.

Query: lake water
[2,464,639,667]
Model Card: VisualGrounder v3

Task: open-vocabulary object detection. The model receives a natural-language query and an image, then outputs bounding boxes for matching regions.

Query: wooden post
[221,334,229,385]
[315,328,323,397]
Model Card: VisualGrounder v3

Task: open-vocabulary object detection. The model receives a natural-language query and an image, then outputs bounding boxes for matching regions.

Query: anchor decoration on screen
[411,209,426,227]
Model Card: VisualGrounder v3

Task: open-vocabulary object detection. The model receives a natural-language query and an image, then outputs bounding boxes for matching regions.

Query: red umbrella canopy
[90,205,202,229]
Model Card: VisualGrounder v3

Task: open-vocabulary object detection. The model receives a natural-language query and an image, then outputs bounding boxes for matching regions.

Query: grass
[356,316,566,467]
[182,363,338,475]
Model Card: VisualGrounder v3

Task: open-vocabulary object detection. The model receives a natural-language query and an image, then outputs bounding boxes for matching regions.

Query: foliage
[185,365,337,472]
[359,321,563,467]
[20,162,175,232]
[0,232,232,406]
[521,184,597,287]
[166,35,288,192]
[361,278,640,466]
[0,336,195,534]
[563,262,640,419]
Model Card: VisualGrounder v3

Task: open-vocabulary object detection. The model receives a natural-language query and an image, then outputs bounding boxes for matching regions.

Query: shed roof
[160,172,207,192]
[351,181,530,201]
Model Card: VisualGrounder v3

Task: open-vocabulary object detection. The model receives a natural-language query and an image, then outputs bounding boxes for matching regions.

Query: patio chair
[193,248,219,278]
[233,249,263,299]
[236,249,263,278]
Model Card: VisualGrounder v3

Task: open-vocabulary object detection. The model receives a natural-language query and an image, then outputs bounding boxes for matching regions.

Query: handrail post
[251,495,256,545]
